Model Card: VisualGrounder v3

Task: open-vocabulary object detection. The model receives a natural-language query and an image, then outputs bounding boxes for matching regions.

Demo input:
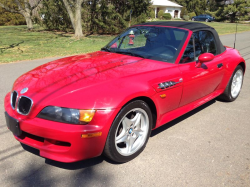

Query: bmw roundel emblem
[20,87,28,94]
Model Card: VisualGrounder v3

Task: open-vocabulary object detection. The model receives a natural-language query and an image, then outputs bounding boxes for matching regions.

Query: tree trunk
[24,14,33,30]
[62,0,84,38]
[230,13,236,23]
[74,5,83,38]
[75,4,83,39]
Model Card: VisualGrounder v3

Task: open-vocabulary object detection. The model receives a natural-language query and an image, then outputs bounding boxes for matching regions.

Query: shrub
[0,7,26,26]
[131,13,147,25]
[239,15,250,21]
[158,10,164,19]
[183,15,189,21]
[150,10,155,19]
[163,13,171,20]
[181,7,188,18]
[188,12,196,19]
[214,8,227,22]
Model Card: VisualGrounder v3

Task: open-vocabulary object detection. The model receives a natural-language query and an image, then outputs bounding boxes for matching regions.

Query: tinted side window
[180,37,195,63]
[193,31,217,60]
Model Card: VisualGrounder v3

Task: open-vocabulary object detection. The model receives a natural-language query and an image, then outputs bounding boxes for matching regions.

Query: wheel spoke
[116,130,127,144]
[122,117,132,130]
[126,135,136,153]
[132,113,141,128]
[233,75,237,82]
[133,129,143,137]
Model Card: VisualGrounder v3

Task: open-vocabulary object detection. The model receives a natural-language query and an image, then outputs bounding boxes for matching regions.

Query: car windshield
[102,26,188,63]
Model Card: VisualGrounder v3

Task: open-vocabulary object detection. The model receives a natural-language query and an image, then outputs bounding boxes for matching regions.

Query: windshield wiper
[115,51,145,58]
[101,47,111,52]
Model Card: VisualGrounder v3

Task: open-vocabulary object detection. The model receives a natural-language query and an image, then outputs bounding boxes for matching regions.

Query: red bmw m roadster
[4,22,246,163]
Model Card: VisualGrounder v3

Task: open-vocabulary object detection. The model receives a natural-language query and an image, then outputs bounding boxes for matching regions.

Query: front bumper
[4,93,118,163]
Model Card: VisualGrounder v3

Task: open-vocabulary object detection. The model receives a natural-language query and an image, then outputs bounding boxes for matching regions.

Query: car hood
[13,51,142,93]
[11,51,176,113]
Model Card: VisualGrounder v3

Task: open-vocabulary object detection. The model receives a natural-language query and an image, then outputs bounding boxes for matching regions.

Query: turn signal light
[81,132,102,138]
[79,110,96,123]
[160,94,166,98]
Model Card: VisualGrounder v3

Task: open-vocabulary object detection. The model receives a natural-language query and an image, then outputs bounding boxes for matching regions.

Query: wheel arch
[238,61,246,74]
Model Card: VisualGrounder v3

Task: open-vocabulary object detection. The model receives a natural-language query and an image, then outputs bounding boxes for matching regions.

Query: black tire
[218,65,244,102]
[104,100,153,163]
[205,19,208,22]
[192,18,195,21]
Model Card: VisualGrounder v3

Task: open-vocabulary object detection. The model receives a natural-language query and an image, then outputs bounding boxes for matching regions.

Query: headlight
[37,106,96,124]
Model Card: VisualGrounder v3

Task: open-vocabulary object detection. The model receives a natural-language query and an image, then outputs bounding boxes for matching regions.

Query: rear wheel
[104,100,152,163]
[192,18,195,21]
[219,65,244,102]
[205,19,208,22]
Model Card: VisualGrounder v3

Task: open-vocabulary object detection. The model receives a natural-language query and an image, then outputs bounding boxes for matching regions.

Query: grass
[203,22,250,35]
[0,25,114,63]
[0,22,250,63]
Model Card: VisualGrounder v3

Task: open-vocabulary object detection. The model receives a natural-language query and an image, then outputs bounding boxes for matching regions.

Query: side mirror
[196,53,214,68]
[198,53,214,63]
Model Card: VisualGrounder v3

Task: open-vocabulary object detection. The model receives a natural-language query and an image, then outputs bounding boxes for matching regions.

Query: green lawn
[0,22,249,63]
[0,25,114,63]
[203,22,250,35]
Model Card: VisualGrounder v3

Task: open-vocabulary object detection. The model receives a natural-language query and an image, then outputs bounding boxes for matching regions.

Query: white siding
[153,6,182,18]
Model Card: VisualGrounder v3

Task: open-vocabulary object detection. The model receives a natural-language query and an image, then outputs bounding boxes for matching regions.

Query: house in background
[151,0,182,19]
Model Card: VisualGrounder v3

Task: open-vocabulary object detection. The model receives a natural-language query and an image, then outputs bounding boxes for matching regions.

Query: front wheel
[192,18,195,21]
[205,19,208,22]
[219,65,244,102]
[104,100,153,163]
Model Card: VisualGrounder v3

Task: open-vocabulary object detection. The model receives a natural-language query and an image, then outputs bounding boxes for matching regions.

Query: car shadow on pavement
[8,145,111,186]
[45,156,105,170]
[150,99,216,137]
[20,143,118,169]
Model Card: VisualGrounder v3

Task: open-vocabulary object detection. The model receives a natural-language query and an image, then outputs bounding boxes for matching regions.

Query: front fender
[47,77,157,110]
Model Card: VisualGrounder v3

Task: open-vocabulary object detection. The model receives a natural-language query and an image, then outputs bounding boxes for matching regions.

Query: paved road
[0,31,250,187]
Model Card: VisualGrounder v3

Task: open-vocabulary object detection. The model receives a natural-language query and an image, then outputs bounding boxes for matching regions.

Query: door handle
[217,63,223,68]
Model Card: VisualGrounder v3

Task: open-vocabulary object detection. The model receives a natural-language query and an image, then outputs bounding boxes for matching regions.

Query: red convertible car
[4,22,245,163]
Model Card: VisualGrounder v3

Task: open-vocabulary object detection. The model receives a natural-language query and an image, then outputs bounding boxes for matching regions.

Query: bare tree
[62,0,84,38]
[0,0,42,30]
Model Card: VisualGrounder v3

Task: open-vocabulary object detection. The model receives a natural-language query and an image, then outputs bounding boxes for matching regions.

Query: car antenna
[234,18,238,49]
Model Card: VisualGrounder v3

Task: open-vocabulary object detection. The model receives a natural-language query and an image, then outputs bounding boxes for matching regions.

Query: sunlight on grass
[204,22,250,35]
[0,25,114,63]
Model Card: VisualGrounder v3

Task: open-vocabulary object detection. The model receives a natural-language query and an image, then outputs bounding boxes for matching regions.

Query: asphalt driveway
[0,31,249,187]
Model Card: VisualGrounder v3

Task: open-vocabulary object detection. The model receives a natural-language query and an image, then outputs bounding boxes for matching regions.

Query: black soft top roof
[135,21,213,32]
[134,21,226,54]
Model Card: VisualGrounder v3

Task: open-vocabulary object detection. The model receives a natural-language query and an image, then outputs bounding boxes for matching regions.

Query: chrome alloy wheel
[115,108,149,156]
[231,69,243,98]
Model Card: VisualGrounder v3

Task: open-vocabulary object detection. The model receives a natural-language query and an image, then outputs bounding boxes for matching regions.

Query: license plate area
[5,112,22,136]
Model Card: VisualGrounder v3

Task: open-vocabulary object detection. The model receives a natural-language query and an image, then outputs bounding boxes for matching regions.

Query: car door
[178,30,226,107]
[198,15,202,21]
[201,15,206,21]
[198,15,203,21]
